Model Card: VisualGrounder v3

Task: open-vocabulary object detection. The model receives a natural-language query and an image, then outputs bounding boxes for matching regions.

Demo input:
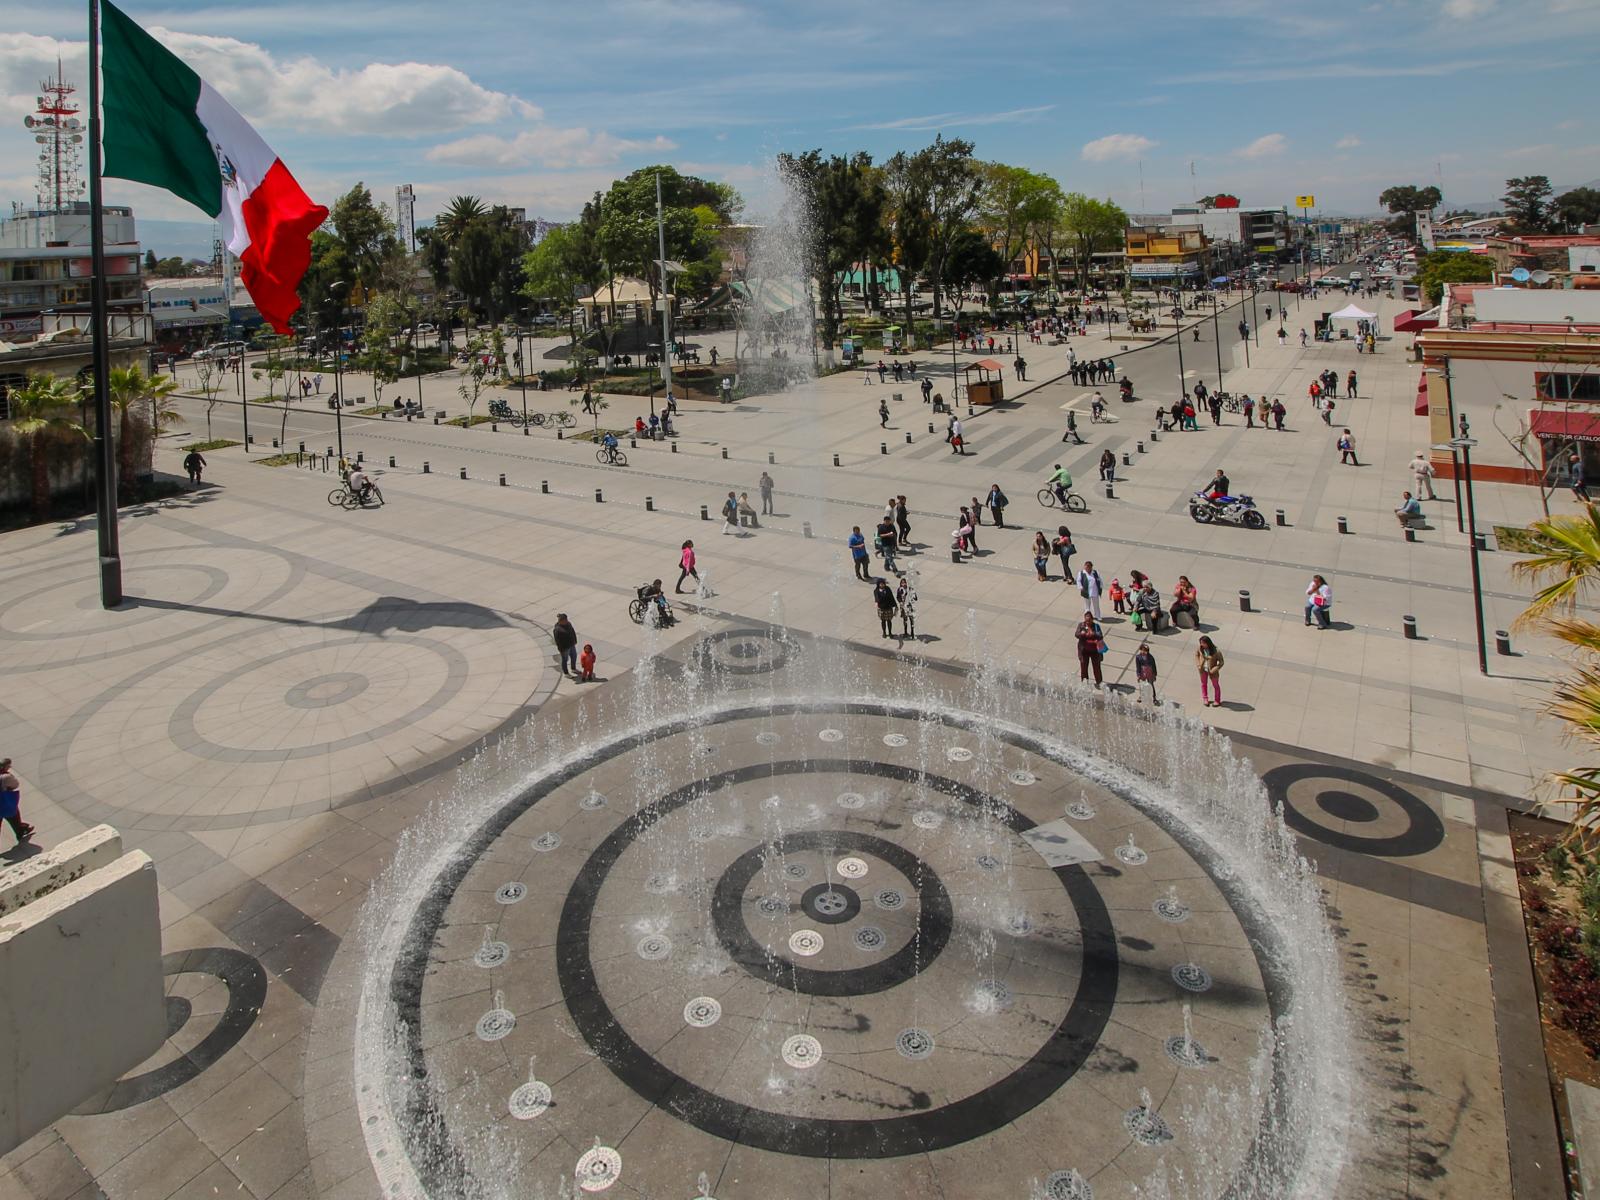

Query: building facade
[0,203,143,341]
[1124,225,1210,284]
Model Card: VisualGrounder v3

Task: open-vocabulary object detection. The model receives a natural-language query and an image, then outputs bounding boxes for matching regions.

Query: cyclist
[600,431,621,463]
[1090,392,1106,422]
[347,466,373,504]
[1046,464,1074,506]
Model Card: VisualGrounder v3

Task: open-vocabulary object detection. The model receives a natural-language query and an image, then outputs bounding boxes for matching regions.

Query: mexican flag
[99,0,327,332]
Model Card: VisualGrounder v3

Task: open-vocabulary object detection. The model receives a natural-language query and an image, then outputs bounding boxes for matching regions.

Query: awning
[1531,409,1600,443]
[1393,308,1438,333]
[1415,374,1429,416]
[967,358,1004,372]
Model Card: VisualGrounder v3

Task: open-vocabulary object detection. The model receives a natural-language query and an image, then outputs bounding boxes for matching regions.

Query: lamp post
[329,281,348,459]
[1426,361,1466,532]
[1211,291,1224,390]
[1452,424,1489,675]
[516,308,530,427]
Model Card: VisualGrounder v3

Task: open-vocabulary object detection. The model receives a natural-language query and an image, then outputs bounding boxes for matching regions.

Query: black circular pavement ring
[1263,762,1446,857]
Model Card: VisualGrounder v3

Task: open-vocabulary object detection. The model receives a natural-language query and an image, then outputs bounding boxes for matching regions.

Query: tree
[9,374,88,518]
[451,208,526,323]
[596,166,738,316]
[777,150,886,352]
[143,249,157,272]
[1416,249,1494,306]
[331,182,402,294]
[1059,194,1128,292]
[942,229,1003,315]
[976,164,1060,300]
[436,195,488,245]
[354,294,407,407]
[456,330,493,423]
[108,366,181,501]
[1378,185,1443,240]
[918,136,981,319]
[297,230,354,332]
[1027,180,1067,289]
[1503,176,1554,234]
[416,226,452,292]
[1556,187,1600,232]
[523,223,597,359]
[882,150,934,341]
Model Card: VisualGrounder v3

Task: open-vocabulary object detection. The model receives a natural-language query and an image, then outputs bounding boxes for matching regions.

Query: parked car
[195,340,247,362]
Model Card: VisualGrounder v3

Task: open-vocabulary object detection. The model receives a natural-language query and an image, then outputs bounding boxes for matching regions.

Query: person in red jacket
[578,644,597,682]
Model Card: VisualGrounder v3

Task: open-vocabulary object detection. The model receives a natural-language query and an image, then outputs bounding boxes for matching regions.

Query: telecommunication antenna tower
[24,60,86,212]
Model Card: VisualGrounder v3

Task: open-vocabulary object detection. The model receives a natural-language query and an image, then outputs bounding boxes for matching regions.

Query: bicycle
[327,481,384,509]
[1218,393,1244,413]
[547,411,575,428]
[1036,487,1088,513]
[596,446,628,467]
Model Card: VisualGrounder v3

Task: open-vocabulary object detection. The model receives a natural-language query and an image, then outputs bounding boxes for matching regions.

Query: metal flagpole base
[100,556,124,608]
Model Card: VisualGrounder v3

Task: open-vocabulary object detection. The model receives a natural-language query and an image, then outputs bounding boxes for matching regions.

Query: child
[1134,643,1158,705]
[1109,577,1128,615]
[578,644,596,682]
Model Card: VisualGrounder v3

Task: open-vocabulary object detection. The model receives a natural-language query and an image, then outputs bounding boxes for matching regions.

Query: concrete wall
[0,827,166,1154]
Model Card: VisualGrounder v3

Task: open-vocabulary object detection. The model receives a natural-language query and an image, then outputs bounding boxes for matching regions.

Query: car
[194,340,247,362]
[416,322,436,334]
[531,313,559,328]
[1349,270,1364,281]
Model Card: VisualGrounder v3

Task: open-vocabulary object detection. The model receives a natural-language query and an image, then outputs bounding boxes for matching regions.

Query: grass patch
[180,438,241,452]
[254,452,302,467]
[570,427,629,443]
[1495,525,1538,553]
[356,406,390,416]
[443,414,496,427]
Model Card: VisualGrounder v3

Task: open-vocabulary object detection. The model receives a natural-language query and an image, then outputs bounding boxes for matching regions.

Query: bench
[1398,511,1427,530]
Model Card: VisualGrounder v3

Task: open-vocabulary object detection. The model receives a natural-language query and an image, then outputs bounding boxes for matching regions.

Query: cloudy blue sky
[3,0,1596,255]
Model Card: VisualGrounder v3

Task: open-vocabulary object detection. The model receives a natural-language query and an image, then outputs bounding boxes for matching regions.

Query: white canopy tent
[1328,303,1376,324]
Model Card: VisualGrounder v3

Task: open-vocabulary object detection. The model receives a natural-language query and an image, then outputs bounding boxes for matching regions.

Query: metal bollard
[928,422,935,434]
[905,431,912,444]
[524,425,530,436]
[433,416,439,425]
[1275,509,1286,526]
[273,439,279,448]
[951,548,961,563]
[423,462,430,473]
[631,437,637,448]
[557,429,563,439]
[1496,629,1512,656]
[880,442,888,455]
[671,441,678,453]
[1472,531,1487,551]
[802,521,813,539]
[541,480,549,493]
[1337,516,1349,534]
[246,434,253,446]
[1403,615,1418,639]
[700,505,709,520]
[327,445,334,457]
[1404,527,1416,542]
[299,441,305,454]
[893,392,902,402]
[646,496,654,511]
[1238,589,1251,612]
[389,456,396,468]
[499,473,506,487]
[1122,452,1131,466]
[832,454,840,466]
[595,488,603,503]
[1150,430,1158,442]
[721,447,728,459]
[491,423,497,433]
[768,451,775,464]
[459,467,467,480]
[1136,440,1145,453]
[356,451,363,464]
[1104,481,1114,499]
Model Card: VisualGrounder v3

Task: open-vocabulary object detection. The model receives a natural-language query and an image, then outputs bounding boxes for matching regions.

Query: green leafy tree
[108,365,181,500]
[143,249,157,272]
[883,150,934,340]
[1504,176,1554,233]
[1416,249,1495,305]
[436,195,488,244]
[297,230,354,332]
[777,149,887,352]
[943,229,1004,316]
[9,374,88,518]
[451,208,527,323]
[596,166,738,316]
[456,331,493,423]
[918,136,981,318]
[354,294,408,406]
[331,182,402,294]
[1379,185,1443,240]
[976,164,1060,300]
[416,226,452,292]
[1555,187,1600,232]
[1059,194,1128,291]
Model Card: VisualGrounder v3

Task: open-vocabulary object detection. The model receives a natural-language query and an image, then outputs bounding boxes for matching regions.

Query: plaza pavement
[0,281,1571,1198]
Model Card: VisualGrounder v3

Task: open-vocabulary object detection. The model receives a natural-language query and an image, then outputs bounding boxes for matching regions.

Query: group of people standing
[1069,358,1117,386]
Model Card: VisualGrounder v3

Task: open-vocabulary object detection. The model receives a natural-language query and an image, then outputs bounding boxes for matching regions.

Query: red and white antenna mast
[23,59,86,212]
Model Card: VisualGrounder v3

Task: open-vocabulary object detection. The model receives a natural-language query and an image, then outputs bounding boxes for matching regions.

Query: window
[1537,371,1600,402]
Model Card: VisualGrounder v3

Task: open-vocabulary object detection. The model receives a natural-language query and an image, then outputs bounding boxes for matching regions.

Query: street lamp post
[1427,361,1466,532]
[1173,301,1187,403]
[1211,292,1223,390]
[1452,426,1489,675]
[329,281,348,460]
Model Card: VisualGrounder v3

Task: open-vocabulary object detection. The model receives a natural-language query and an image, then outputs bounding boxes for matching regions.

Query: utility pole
[86,0,121,607]
[655,173,673,409]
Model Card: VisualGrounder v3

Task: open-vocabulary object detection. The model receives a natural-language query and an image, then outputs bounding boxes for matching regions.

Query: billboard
[1295,195,1316,209]
[395,184,416,252]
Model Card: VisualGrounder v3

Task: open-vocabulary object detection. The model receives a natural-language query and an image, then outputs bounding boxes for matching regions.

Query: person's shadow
[2,841,44,865]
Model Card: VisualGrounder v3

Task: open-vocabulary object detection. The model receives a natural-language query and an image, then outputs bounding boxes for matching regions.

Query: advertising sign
[1295,195,1315,209]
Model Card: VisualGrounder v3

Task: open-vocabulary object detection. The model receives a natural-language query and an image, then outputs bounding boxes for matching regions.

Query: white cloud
[426,127,676,170]
[1442,0,1496,16]
[1081,133,1156,162]
[1335,134,1361,149]
[846,105,1055,132]
[1237,133,1287,159]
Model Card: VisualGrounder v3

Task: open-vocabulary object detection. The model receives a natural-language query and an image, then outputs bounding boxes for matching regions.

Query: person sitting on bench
[1131,582,1165,632]
[1395,491,1423,527]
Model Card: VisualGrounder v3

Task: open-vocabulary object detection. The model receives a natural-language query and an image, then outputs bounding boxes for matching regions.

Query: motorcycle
[1189,491,1267,530]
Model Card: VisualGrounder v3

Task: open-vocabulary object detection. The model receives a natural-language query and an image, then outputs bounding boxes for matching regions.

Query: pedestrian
[1299,328,1308,347]
[1196,636,1224,706]
[1170,575,1199,626]
[1308,380,1321,407]
[873,577,898,638]
[1242,395,1255,428]
[1305,574,1333,629]
[1075,610,1105,687]
[896,495,911,546]
[950,415,965,455]
[952,513,974,557]
[759,470,775,514]
[183,448,207,487]
[879,397,890,428]
[846,526,872,581]
[0,757,34,846]
[969,496,984,527]
[676,539,699,593]
[1346,370,1358,399]
[553,613,579,677]
[1109,576,1128,615]
[1395,490,1423,526]
[876,514,900,573]
[1077,561,1104,619]
[1409,451,1437,499]
[1063,411,1083,444]
[986,483,1009,528]
[738,491,760,528]
[1338,429,1359,465]
[720,490,739,534]
[959,507,979,552]
[1033,531,1051,580]
[896,575,917,638]
[1573,453,1592,503]
[1321,397,1335,426]
[1277,328,1288,346]
[1015,355,1027,381]
[578,643,597,682]
[1272,400,1286,430]
[1053,525,1075,579]
[1099,449,1116,483]
[1134,643,1159,704]
[1209,395,1222,426]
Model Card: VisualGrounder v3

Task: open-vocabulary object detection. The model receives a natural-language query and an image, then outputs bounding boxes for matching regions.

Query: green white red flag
[99,0,327,332]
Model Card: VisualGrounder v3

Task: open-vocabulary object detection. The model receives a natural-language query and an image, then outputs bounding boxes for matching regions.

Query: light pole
[1211,291,1223,390]
[1173,300,1187,404]
[1426,361,1465,531]
[1452,422,1489,675]
[654,172,674,411]
[329,281,348,459]
[516,308,530,427]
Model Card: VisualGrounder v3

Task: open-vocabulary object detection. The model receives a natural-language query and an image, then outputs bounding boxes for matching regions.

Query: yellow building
[1124,226,1210,285]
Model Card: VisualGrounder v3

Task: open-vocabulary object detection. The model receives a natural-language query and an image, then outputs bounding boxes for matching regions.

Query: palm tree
[9,374,88,519]
[108,366,183,501]
[1513,505,1600,855]
[437,195,487,244]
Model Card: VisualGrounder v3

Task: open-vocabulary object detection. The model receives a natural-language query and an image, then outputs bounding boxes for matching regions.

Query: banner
[1295,195,1315,209]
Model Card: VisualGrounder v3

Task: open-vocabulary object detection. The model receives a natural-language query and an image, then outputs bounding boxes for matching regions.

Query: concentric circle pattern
[396,705,1277,1197]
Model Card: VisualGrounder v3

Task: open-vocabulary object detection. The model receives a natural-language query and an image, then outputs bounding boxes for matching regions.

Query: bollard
[1275,509,1286,526]
[491,423,497,433]
[928,422,935,434]
[327,445,334,457]
[1122,452,1131,467]
[1404,527,1416,542]
[951,548,961,563]
[1238,589,1251,612]
[1472,531,1488,552]
[1337,516,1349,534]
[802,521,813,539]
[880,442,888,455]
[768,451,775,464]
[832,454,840,466]
[701,504,709,520]
[272,438,279,449]
[1104,481,1114,499]
[1136,440,1145,453]
[423,461,431,473]
[1403,615,1418,640]
[246,434,253,446]
[433,416,439,425]
[671,441,678,453]
[595,488,603,503]
[1496,629,1512,656]
[631,437,637,449]
[541,480,549,493]
[646,496,654,511]
[557,429,563,440]
[356,451,363,464]
[893,392,902,402]
[523,425,530,436]
[721,447,728,459]
[459,467,467,480]
[1150,430,1158,442]
[905,431,913,444]
[299,441,306,454]
[499,473,506,487]
[296,452,302,467]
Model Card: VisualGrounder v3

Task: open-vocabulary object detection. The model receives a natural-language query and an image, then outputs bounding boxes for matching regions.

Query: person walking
[1305,574,1333,629]
[950,415,966,455]
[720,490,739,534]
[1409,451,1437,499]
[1272,400,1287,430]
[1032,531,1052,581]
[921,376,933,403]
[553,613,579,677]
[1346,370,1358,398]
[879,397,890,428]
[986,483,1009,529]
[1053,525,1075,580]
[873,577,898,638]
[758,470,775,515]
[676,540,700,593]
[959,507,979,552]
[1077,561,1104,619]
[1242,395,1255,428]
[1075,611,1105,687]
[1337,429,1359,466]
[1572,452,1592,503]
[896,576,917,639]
[876,515,900,573]
[0,758,35,846]
[183,448,207,487]
[895,495,911,547]
[1134,643,1159,704]
[849,526,871,581]
[1063,411,1083,444]
[1196,636,1224,706]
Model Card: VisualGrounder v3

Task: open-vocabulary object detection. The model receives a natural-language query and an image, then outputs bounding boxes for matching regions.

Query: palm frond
[1512,505,1600,625]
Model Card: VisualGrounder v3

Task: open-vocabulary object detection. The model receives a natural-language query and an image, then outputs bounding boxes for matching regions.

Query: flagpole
[87,0,123,608]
